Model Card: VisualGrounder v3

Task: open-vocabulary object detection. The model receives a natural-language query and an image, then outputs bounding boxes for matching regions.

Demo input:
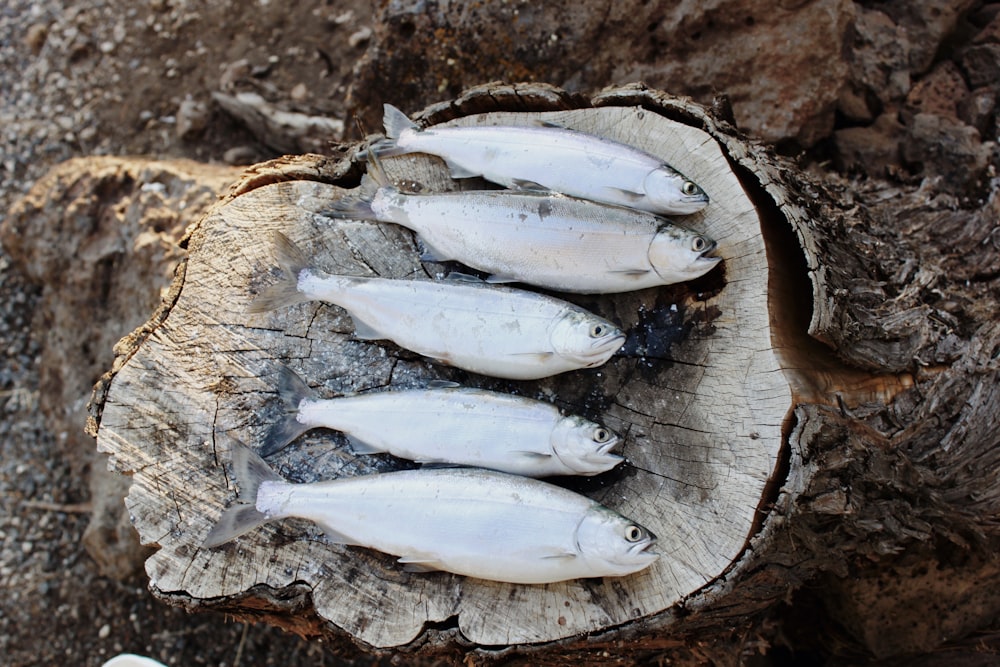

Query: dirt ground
[0,1,392,665]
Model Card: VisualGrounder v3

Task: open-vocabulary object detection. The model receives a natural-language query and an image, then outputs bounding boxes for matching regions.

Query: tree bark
[88,83,1000,664]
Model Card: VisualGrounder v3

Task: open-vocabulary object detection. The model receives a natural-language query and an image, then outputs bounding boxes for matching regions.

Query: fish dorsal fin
[418,237,453,263]
[443,159,479,179]
[350,317,385,341]
[510,178,549,192]
[398,554,445,573]
[346,435,383,455]
[321,526,364,547]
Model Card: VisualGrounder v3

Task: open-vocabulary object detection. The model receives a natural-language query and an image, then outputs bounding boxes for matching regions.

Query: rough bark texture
[85,82,1000,663]
[91,84,786,652]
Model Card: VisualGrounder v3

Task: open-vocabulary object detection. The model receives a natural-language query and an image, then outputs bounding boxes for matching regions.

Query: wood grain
[96,100,789,648]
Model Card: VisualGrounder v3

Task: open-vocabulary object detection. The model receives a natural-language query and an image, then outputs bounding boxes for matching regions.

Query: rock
[837,82,879,124]
[901,113,993,194]
[176,98,210,139]
[1,157,242,581]
[24,23,49,54]
[212,91,345,154]
[833,112,904,177]
[972,7,1000,42]
[844,2,976,117]
[350,0,854,146]
[904,61,969,120]
[961,43,1000,89]
[844,8,913,110]
[959,87,998,135]
[879,0,978,73]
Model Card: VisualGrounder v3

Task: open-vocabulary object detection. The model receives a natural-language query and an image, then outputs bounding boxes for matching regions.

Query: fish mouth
[568,333,625,367]
[598,438,621,456]
[672,194,710,215]
[588,333,626,356]
[696,240,722,267]
[629,538,659,560]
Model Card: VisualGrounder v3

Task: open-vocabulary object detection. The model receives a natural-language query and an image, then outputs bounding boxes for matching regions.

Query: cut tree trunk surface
[90,84,915,657]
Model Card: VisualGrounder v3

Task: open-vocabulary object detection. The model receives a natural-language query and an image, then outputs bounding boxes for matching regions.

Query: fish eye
[682,181,700,196]
[593,427,611,443]
[590,323,607,338]
[625,525,644,542]
[691,236,708,252]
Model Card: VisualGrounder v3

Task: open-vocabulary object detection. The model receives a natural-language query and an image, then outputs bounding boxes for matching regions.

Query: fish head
[575,506,659,576]
[648,225,722,285]
[548,311,626,367]
[643,167,709,214]
[550,416,623,475]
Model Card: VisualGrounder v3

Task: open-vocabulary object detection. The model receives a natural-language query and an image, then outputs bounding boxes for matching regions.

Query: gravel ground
[0,1,385,665]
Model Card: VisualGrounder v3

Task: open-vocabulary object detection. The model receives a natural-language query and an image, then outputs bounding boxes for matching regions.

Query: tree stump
[89,83,1000,662]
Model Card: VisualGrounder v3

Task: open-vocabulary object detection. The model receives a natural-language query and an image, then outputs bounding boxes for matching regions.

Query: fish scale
[366,103,710,216]
[326,186,720,293]
[204,445,658,585]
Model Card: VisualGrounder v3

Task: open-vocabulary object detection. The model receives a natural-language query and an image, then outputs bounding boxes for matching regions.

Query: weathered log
[89,83,1000,664]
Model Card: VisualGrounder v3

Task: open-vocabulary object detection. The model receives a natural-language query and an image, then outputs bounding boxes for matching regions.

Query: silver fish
[326,183,720,294]
[250,234,625,380]
[262,366,623,477]
[203,444,658,584]
[365,103,709,215]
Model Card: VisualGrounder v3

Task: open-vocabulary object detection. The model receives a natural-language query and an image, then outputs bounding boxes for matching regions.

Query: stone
[961,43,1000,89]
[350,0,854,146]
[904,61,969,120]
[176,97,210,139]
[901,113,994,194]
[845,7,913,109]
[833,112,904,177]
[959,87,998,135]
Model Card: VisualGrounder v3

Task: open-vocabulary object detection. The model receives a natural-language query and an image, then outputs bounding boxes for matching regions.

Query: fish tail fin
[355,104,416,161]
[382,103,418,140]
[260,365,317,457]
[321,192,377,221]
[249,232,313,313]
[203,441,283,548]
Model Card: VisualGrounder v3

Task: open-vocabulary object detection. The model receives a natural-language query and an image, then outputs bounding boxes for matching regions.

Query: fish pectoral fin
[510,351,555,361]
[345,435,382,455]
[426,379,462,389]
[485,273,519,284]
[510,178,549,192]
[537,119,568,129]
[418,237,453,263]
[513,451,552,460]
[418,461,462,469]
[350,317,385,341]
[444,271,485,284]
[398,555,445,573]
[444,160,479,179]
[540,550,578,561]
[608,268,651,277]
[604,186,644,202]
